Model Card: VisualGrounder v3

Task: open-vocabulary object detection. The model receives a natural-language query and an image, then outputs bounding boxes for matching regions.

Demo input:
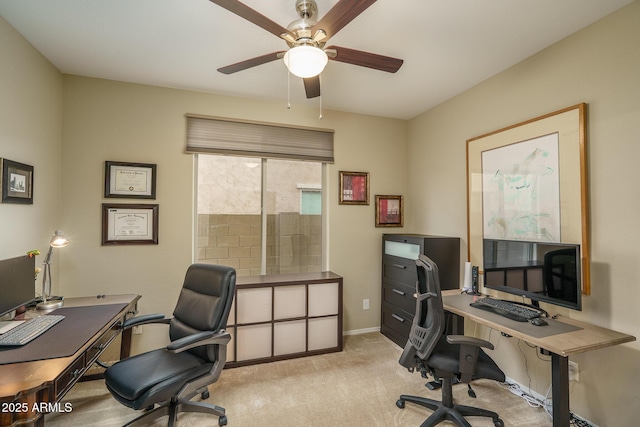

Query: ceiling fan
[210,0,404,99]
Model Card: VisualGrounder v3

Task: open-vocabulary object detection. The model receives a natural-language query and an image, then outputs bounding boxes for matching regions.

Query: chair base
[125,399,227,427]
[397,394,504,427]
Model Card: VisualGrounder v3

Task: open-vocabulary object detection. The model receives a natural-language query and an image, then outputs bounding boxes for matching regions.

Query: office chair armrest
[447,335,494,383]
[446,335,494,350]
[122,314,170,329]
[167,330,231,353]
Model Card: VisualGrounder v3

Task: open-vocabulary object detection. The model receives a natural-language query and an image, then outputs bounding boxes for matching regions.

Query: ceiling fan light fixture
[283,45,328,78]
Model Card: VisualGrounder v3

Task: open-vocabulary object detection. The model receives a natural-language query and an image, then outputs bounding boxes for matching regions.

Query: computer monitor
[483,239,582,311]
[0,255,36,319]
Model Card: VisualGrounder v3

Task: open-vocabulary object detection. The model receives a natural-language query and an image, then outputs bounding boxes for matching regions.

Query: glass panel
[266,159,322,275]
[196,155,262,276]
[385,240,420,260]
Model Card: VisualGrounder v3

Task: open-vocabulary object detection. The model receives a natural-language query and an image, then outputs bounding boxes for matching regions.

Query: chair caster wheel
[493,418,504,427]
[218,415,228,426]
[396,399,405,409]
[201,390,210,399]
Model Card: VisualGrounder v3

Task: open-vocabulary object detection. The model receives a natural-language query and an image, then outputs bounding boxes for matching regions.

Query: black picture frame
[101,203,159,245]
[1,159,34,204]
[104,161,157,199]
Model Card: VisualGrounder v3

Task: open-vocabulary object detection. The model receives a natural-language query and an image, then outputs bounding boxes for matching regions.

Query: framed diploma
[105,161,157,199]
[102,203,159,245]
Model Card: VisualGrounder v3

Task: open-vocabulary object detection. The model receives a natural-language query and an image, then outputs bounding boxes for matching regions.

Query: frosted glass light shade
[283,45,328,78]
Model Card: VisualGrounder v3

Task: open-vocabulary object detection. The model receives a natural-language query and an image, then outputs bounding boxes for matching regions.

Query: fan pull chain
[319,74,323,119]
[287,70,291,109]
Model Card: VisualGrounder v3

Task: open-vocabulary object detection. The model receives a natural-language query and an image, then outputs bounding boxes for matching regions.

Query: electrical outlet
[569,361,579,382]
[363,299,370,310]
[132,325,143,335]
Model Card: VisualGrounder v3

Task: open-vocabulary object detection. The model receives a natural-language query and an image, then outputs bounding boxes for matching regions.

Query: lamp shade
[283,45,328,78]
[50,230,69,248]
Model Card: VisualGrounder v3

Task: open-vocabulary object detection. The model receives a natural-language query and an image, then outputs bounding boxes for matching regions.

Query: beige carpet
[46,333,552,426]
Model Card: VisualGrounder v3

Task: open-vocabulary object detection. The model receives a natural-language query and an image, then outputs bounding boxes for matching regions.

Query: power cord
[570,412,595,427]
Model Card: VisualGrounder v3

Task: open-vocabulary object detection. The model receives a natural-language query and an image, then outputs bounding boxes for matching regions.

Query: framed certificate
[105,161,156,199]
[102,203,159,245]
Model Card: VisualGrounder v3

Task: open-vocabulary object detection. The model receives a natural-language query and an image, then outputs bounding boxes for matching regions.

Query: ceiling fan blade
[217,51,285,74]
[326,45,403,73]
[303,76,321,99]
[311,0,377,39]
[209,0,291,38]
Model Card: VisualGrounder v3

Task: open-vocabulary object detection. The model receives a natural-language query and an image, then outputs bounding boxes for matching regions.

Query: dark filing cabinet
[381,234,460,347]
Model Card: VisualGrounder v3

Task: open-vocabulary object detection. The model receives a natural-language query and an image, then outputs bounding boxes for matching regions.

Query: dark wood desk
[0,294,140,427]
[442,291,635,427]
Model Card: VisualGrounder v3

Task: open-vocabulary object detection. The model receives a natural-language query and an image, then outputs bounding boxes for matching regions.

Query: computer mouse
[531,317,548,326]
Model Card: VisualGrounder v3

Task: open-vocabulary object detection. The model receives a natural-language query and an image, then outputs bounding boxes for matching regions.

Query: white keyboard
[0,315,65,346]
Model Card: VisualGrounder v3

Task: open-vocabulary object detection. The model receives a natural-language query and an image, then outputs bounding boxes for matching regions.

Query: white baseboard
[343,326,380,336]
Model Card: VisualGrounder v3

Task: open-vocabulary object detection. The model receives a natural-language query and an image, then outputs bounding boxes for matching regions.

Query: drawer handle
[94,343,107,351]
[71,369,82,379]
[392,288,405,296]
[391,314,405,322]
[392,264,406,269]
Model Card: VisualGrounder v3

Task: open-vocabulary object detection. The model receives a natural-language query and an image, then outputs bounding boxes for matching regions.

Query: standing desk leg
[551,353,570,427]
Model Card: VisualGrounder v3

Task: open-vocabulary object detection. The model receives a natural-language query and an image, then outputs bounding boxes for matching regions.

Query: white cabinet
[226,272,343,367]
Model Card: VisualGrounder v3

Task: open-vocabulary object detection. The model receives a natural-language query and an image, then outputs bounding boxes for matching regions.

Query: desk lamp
[37,230,69,310]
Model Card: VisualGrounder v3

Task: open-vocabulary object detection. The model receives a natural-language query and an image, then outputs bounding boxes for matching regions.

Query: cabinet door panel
[274,285,306,320]
[274,320,306,356]
[236,324,272,361]
[237,288,272,324]
[308,282,339,317]
[308,316,338,351]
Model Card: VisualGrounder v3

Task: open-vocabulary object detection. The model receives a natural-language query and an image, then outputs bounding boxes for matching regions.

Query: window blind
[186,115,334,163]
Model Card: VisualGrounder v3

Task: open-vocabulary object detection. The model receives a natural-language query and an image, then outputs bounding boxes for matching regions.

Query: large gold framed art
[466,104,590,294]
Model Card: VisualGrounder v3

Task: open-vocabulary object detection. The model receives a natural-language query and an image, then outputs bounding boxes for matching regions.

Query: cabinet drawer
[381,303,413,341]
[55,355,85,399]
[383,259,417,286]
[86,322,120,366]
[382,282,416,315]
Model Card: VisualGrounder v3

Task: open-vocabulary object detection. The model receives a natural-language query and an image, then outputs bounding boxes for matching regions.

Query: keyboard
[470,297,542,322]
[0,315,65,346]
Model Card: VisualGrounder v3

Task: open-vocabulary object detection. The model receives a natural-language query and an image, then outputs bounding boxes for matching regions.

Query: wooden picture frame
[466,103,590,294]
[102,203,159,245]
[339,171,369,205]
[0,159,34,204]
[105,161,157,199]
[375,195,404,227]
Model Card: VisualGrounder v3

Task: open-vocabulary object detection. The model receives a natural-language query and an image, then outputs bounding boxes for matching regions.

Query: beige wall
[407,2,639,425]
[0,17,63,275]
[3,2,639,423]
[59,75,407,352]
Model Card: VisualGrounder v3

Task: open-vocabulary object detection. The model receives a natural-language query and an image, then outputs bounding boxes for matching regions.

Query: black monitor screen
[483,239,581,311]
[0,255,36,317]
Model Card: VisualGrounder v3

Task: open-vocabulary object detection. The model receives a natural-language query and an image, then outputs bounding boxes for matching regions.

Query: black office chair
[397,255,505,427]
[104,264,236,427]
[543,248,579,302]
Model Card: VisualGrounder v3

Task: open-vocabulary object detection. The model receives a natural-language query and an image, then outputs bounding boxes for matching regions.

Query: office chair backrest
[411,254,446,360]
[170,264,236,362]
[543,248,578,300]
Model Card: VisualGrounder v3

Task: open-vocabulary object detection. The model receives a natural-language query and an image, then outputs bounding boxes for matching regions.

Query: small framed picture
[339,171,369,205]
[375,195,404,227]
[1,159,34,204]
[105,161,157,199]
[102,203,159,245]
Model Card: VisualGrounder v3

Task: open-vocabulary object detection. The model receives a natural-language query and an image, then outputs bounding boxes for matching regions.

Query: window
[196,155,324,276]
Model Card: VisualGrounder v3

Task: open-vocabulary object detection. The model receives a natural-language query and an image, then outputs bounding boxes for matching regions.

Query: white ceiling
[0,0,633,120]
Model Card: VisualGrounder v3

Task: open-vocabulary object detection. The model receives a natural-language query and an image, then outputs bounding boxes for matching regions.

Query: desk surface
[442,291,635,356]
[0,294,139,400]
